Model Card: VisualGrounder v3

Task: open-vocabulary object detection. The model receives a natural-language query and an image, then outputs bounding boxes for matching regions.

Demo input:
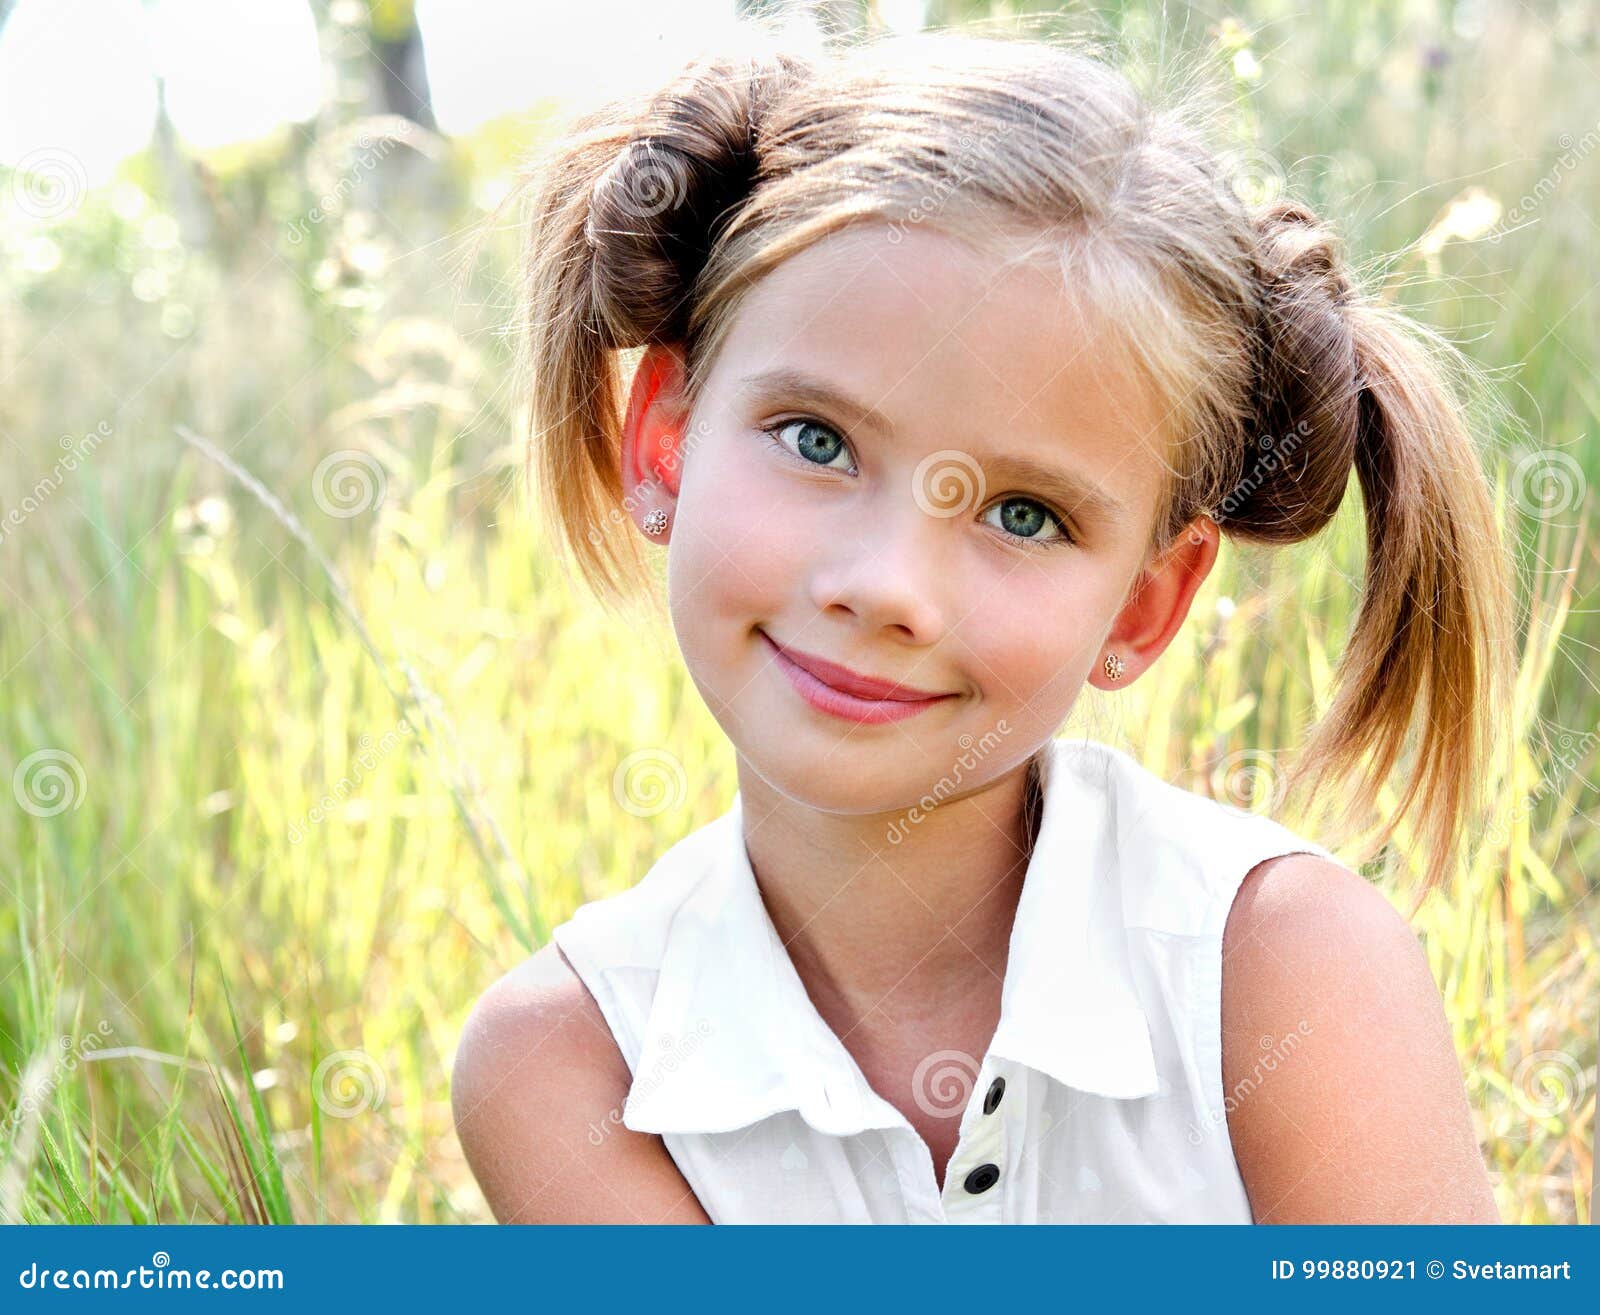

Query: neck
[735,748,1045,1036]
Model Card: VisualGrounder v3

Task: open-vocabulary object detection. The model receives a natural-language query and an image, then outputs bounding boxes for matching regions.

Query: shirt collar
[621,736,1160,1137]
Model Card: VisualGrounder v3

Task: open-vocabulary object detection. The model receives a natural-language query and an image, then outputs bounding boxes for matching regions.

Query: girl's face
[626,221,1217,814]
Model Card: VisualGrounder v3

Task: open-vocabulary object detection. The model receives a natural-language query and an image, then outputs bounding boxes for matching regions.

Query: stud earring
[643,509,668,536]
[1103,652,1125,682]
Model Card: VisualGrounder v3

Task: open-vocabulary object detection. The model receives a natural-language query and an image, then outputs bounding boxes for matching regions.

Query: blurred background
[0,0,1594,1224]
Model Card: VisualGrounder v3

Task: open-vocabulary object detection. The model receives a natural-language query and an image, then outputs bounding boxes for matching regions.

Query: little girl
[452,27,1515,1224]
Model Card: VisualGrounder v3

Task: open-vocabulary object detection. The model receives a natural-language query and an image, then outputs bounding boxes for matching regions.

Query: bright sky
[0,0,861,188]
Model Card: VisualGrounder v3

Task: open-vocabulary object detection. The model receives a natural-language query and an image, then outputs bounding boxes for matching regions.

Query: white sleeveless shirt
[550,734,1339,1224]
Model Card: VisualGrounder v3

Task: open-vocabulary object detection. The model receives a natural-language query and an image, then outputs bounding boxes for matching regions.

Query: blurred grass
[0,1,1595,1223]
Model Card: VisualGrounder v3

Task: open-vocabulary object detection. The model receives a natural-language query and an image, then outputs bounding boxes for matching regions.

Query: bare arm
[450,940,712,1224]
[1221,852,1500,1224]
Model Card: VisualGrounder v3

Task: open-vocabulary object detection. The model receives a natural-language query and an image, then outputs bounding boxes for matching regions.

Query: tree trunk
[370,22,435,131]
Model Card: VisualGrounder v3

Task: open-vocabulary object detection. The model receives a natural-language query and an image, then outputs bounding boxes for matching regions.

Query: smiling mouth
[758,630,955,726]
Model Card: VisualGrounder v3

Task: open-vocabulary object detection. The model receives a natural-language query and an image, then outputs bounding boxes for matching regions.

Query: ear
[1091,514,1221,689]
[620,344,692,543]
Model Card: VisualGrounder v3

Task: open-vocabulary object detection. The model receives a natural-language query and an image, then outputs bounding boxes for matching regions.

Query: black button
[963,1163,1001,1194]
[982,1075,1006,1114]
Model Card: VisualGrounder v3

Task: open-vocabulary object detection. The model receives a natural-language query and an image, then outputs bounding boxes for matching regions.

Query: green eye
[760,423,1074,551]
[984,496,1074,548]
[766,418,854,471]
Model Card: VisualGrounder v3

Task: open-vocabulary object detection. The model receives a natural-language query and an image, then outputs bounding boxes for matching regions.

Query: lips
[758,631,951,702]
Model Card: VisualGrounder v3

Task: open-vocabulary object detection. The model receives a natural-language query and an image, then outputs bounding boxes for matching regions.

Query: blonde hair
[514,26,1518,894]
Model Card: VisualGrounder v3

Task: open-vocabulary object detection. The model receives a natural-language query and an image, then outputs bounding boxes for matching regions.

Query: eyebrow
[736,367,896,437]
[735,367,1133,525]
[981,453,1132,525]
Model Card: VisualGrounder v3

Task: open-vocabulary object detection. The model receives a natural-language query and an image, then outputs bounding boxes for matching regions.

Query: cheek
[666,430,810,618]
[957,569,1105,703]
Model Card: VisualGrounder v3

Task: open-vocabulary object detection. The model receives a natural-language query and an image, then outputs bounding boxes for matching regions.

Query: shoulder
[547,808,740,972]
[1065,740,1337,931]
[1218,852,1499,1223]
[450,941,710,1223]
[452,941,622,1119]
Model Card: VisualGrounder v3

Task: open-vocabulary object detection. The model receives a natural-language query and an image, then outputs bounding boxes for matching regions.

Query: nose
[805,493,951,645]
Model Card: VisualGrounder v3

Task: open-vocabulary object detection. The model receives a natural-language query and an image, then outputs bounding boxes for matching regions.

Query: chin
[739,740,928,817]
[738,699,992,810]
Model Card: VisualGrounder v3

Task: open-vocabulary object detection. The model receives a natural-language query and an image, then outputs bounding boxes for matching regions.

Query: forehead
[705,222,1175,536]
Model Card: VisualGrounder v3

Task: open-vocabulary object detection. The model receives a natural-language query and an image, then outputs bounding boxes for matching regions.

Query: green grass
[0,2,1595,1223]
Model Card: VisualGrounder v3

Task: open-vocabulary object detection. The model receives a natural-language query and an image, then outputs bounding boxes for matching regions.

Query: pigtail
[517,48,808,607]
[1233,201,1518,894]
